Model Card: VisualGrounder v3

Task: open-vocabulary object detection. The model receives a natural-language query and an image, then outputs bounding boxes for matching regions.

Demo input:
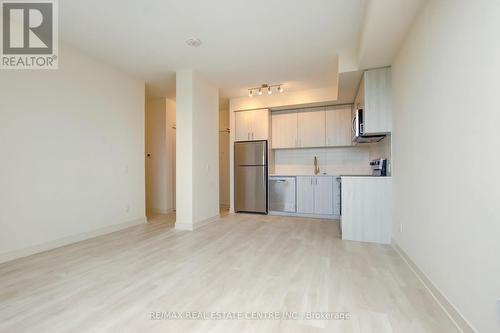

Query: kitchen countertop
[269,174,391,178]
[340,175,392,179]
[269,174,338,177]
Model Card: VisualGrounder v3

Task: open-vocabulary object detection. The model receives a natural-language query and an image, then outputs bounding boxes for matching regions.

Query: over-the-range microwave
[352,109,386,143]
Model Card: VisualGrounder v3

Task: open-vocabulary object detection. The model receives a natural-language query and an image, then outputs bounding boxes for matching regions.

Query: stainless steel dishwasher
[269,177,296,213]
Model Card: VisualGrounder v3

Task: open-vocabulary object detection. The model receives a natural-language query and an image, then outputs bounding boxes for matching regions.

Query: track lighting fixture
[247,84,284,97]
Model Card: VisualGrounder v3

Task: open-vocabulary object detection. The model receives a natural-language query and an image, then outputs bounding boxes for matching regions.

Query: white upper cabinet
[251,109,269,140]
[325,106,352,147]
[271,111,298,149]
[235,109,269,141]
[297,108,326,148]
[355,67,392,134]
[270,104,359,149]
[235,111,252,141]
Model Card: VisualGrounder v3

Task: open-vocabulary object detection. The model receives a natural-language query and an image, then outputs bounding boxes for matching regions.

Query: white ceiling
[59,0,423,100]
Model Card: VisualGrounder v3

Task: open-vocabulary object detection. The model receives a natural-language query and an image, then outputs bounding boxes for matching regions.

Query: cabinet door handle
[248,132,250,140]
[310,178,313,185]
[252,132,254,140]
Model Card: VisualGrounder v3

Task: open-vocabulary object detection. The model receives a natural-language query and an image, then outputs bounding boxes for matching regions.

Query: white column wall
[175,70,219,230]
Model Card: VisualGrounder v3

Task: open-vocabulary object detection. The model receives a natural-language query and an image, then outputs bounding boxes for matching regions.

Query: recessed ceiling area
[59,0,424,100]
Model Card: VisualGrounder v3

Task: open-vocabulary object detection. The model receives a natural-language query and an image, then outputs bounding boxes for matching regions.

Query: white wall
[166,99,176,210]
[392,1,500,332]
[175,70,194,226]
[145,98,176,214]
[0,44,145,262]
[192,72,219,223]
[176,70,219,229]
[219,109,230,208]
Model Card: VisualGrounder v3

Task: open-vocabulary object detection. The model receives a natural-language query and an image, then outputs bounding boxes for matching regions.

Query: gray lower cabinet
[270,175,339,219]
[314,176,334,215]
[297,177,315,214]
[297,176,334,216]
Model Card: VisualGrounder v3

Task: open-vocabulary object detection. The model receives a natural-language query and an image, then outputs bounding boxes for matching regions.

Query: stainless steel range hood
[353,134,386,143]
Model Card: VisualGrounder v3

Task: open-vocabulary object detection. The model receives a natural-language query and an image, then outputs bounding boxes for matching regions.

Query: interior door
[297,176,314,214]
[314,177,334,215]
[297,108,326,148]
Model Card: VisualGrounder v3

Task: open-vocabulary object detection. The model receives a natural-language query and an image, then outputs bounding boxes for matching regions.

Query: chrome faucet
[313,156,320,175]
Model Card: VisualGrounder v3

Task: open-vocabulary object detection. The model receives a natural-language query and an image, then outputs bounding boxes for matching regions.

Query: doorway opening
[145,98,176,224]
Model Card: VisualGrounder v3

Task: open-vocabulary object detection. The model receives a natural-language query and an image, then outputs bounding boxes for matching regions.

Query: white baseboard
[392,241,476,333]
[0,217,147,265]
[269,210,340,220]
[175,214,220,231]
[174,221,194,231]
[147,208,174,215]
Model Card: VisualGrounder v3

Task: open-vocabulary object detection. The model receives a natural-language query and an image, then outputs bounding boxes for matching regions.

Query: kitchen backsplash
[369,134,392,162]
[272,136,391,175]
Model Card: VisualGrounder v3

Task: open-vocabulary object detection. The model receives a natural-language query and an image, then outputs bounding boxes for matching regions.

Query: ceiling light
[185,38,202,47]
[247,83,283,97]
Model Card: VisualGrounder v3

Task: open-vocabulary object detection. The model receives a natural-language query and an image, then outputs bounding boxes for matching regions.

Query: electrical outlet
[400,224,403,233]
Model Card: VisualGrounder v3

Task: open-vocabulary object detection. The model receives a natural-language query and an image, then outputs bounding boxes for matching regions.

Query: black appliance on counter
[370,158,388,176]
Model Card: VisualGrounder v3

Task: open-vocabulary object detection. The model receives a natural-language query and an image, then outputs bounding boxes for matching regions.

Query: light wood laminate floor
[0,213,457,333]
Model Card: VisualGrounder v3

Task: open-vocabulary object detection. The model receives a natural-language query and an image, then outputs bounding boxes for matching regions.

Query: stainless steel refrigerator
[234,140,268,214]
